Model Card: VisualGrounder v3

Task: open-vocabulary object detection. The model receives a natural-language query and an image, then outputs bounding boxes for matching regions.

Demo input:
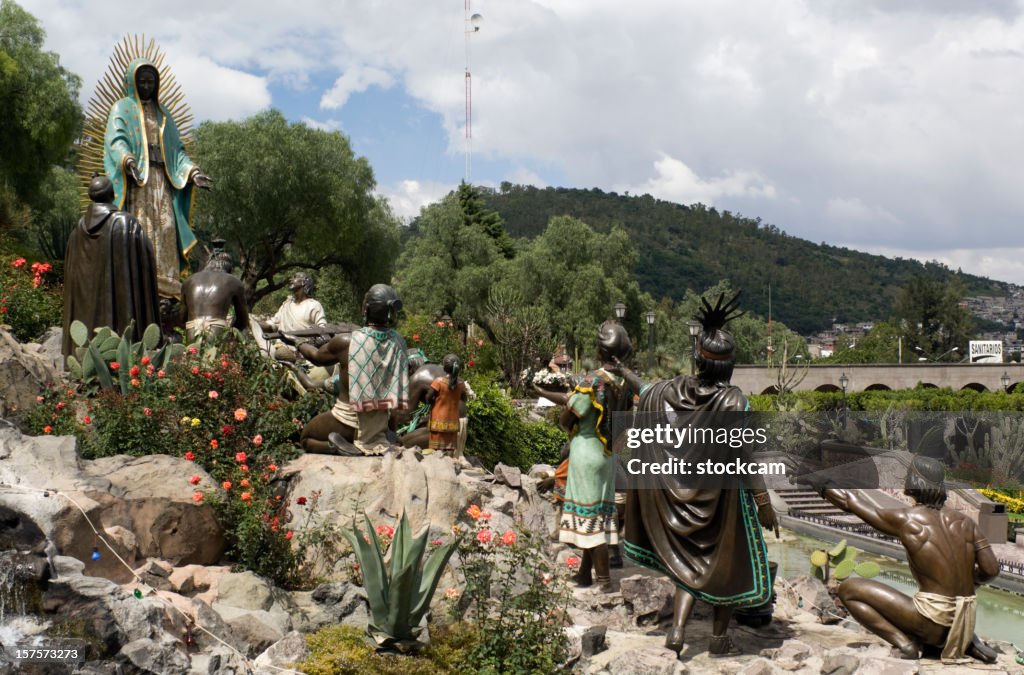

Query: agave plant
[66,320,183,394]
[810,539,880,583]
[342,512,458,653]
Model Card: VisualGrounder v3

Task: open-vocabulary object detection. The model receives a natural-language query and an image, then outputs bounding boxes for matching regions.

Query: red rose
[109,362,120,371]
[296,496,307,506]
[189,475,201,485]
[129,365,140,377]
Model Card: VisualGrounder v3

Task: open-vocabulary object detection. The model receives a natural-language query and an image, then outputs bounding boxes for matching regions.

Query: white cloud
[504,167,549,188]
[320,66,394,110]
[619,154,776,206]
[843,244,1024,286]
[168,53,271,121]
[300,117,345,132]
[825,196,902,227]
[377,179,454,222]
[20,0,1024,282]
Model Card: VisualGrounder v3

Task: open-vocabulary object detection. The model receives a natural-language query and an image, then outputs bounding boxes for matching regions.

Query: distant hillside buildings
[805,287,1024,361]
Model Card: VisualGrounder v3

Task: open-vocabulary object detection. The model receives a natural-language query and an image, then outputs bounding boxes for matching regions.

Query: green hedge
[750,387,1024,412]
[466,379,565,471]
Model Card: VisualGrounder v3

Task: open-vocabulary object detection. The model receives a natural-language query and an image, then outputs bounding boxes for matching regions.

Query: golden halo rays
[76,35,195,211]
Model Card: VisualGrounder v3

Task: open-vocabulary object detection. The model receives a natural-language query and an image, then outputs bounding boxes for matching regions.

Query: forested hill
[481,185,1009,334]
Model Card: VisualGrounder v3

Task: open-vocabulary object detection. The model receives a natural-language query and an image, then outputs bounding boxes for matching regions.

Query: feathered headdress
[695,291,743,361]
[697,291,744,331]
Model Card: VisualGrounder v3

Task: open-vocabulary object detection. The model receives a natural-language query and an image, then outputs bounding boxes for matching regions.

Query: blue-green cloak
[103,56,197,261]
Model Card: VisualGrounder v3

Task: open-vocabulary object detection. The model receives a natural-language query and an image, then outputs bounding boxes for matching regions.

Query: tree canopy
[507,215,646,355]
[892,274,973,360]
[646,280,806,372]
[457,181,514,259]
[393,193,509,333]
[819,321,904,364]
[0,0,81,229]
[483,185,1007,334]
[193,110,399,306]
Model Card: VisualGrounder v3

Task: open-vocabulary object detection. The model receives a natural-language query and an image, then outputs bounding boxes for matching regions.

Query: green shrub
[24,331,329,587]
[450,506,571,674]
[0,253,61,341]
[519,418,568,467]
[752,387,1024,412]
[399,313,498,375]
[466,379,566,470]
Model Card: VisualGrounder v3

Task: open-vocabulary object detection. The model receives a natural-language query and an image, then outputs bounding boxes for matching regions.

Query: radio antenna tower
[465,2,482,181]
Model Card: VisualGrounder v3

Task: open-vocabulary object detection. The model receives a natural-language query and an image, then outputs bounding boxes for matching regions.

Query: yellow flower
[191,418,201,428]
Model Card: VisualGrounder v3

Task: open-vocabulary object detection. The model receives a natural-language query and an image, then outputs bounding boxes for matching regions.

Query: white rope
[0,480,303,674]
[773,575,846,622]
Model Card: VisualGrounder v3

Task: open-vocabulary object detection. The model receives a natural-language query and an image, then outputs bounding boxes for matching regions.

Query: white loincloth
[185,316,230,335]
[913,591,976,660]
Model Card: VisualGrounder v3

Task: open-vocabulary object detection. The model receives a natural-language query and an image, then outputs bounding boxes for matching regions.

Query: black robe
[623,376,771,607]
[62,202,160,358]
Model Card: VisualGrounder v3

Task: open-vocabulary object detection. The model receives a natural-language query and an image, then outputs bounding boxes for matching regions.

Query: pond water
[767,532,1024,646]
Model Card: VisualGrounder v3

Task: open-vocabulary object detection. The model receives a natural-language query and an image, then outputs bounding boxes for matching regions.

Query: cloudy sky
[20,0,1024,284]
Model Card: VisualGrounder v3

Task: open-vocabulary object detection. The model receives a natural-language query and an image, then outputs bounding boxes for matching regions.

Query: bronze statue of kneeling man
[814,456,999,663]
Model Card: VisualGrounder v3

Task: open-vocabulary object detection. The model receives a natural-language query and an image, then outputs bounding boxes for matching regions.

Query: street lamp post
[1001,371,1011,393]
[614,302,626,322]
[645,311,656,373]
[839,372,849,429]
[687,320,702,375]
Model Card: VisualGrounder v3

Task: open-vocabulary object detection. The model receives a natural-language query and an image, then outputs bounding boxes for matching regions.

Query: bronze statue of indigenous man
[180,252,249,342]
[292,284,409,455]
[818,456,999,662]
[620,293,777,656]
